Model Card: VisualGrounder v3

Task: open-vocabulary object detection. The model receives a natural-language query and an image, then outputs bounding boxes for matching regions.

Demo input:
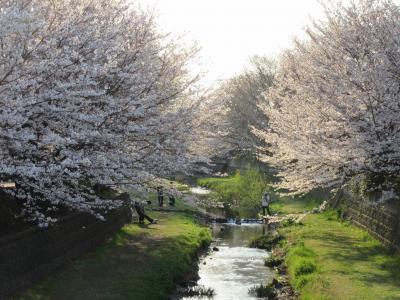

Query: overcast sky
[137,0,325,85]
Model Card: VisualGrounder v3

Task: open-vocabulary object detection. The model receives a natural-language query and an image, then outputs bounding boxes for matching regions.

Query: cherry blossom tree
[0,0,201,225]
[200,56,276,158]
[256,0,400,198]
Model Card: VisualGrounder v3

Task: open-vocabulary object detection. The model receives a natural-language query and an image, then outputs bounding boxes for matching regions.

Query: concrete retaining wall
[340,190,400,252]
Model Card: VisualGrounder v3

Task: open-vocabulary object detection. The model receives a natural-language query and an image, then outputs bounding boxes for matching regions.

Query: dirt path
[263,200,328,224]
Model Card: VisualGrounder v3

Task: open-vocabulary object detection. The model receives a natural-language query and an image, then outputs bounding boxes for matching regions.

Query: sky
[137,0,325,85]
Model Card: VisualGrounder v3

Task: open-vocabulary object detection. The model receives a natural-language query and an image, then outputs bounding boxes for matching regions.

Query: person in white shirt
[261,192,271,216]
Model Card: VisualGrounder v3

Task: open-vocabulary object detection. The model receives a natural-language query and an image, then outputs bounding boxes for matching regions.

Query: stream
[180,222,274,300]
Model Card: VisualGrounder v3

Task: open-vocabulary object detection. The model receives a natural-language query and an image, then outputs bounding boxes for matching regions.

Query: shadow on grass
[306,228,400,290]
[137,223,157,230]
[21,219,209,300]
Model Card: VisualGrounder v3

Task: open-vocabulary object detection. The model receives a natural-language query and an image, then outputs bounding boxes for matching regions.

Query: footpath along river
[181,222,274,300]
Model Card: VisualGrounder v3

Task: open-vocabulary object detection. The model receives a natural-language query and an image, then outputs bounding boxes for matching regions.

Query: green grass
[270,192,325,215]
[286,242,318,289]
[280,210,400,300]
[248,233,283,250]
[197,172,246,203]
[20,212,211,300]
[197,169,269,217]
[197,171,327,217]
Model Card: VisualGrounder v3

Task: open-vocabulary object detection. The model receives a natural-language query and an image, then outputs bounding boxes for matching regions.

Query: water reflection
[212,223,268,247]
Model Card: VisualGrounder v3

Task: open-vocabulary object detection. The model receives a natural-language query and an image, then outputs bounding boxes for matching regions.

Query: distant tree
[0,0,201,225]
[204,56,276,156]
[256,0,400,200]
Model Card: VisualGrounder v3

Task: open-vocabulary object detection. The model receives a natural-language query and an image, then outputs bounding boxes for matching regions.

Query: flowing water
[190,186,211,195]
[181,222,274,300]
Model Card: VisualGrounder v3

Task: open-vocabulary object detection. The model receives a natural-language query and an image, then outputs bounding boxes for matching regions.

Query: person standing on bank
[261,192,271,216]
[157,186,164,207]
[133,200,157,224]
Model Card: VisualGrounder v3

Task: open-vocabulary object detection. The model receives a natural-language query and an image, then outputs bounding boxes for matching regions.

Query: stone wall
[0,207,131,298]
[339,190,400,252]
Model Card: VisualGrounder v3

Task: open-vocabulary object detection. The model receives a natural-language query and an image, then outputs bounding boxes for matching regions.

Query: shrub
[294,259,317,276]
[282,218,295,227]
[248,233,284,250]
[264,256,284,268]
[248,284,276,298]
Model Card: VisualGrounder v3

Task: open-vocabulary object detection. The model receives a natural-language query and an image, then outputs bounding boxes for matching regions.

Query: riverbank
[196,170,269,218]
[20,212,211,300]
[278,210,400,300]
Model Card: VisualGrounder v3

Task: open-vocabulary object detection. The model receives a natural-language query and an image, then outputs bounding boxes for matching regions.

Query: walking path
[263,200,328,224]
[20,212,211,300]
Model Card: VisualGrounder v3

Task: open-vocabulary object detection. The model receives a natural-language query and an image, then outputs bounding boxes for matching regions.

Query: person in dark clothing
[133,201,156,224]
[168,194,176,207]
[157,186,164,207]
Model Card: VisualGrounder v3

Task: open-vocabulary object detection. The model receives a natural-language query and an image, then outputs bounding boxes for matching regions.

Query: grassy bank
[20,212,211,300]
[270,193,324,215]
[279,210,400,300]
[197,169,268,206]
[197,169,269,217]
[196,171,326,218]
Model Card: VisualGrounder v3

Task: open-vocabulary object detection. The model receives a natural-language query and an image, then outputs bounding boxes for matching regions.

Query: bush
[248,233,284,250]
[282,218,295,227]
[248,284,276,298]
[294,259,316,276]
[264,256,284,268]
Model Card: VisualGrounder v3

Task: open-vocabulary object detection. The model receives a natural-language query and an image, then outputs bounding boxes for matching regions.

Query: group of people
[156,186,175,207]
[131,186,176,225]
[131,186,273,225]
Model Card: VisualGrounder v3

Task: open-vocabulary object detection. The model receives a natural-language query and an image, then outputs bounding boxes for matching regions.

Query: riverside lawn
[20,212,211,300]
[278,209,400,300]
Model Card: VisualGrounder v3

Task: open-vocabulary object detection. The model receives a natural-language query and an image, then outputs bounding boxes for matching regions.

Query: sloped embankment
[279,211,400,300]
[21,212,211,300]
